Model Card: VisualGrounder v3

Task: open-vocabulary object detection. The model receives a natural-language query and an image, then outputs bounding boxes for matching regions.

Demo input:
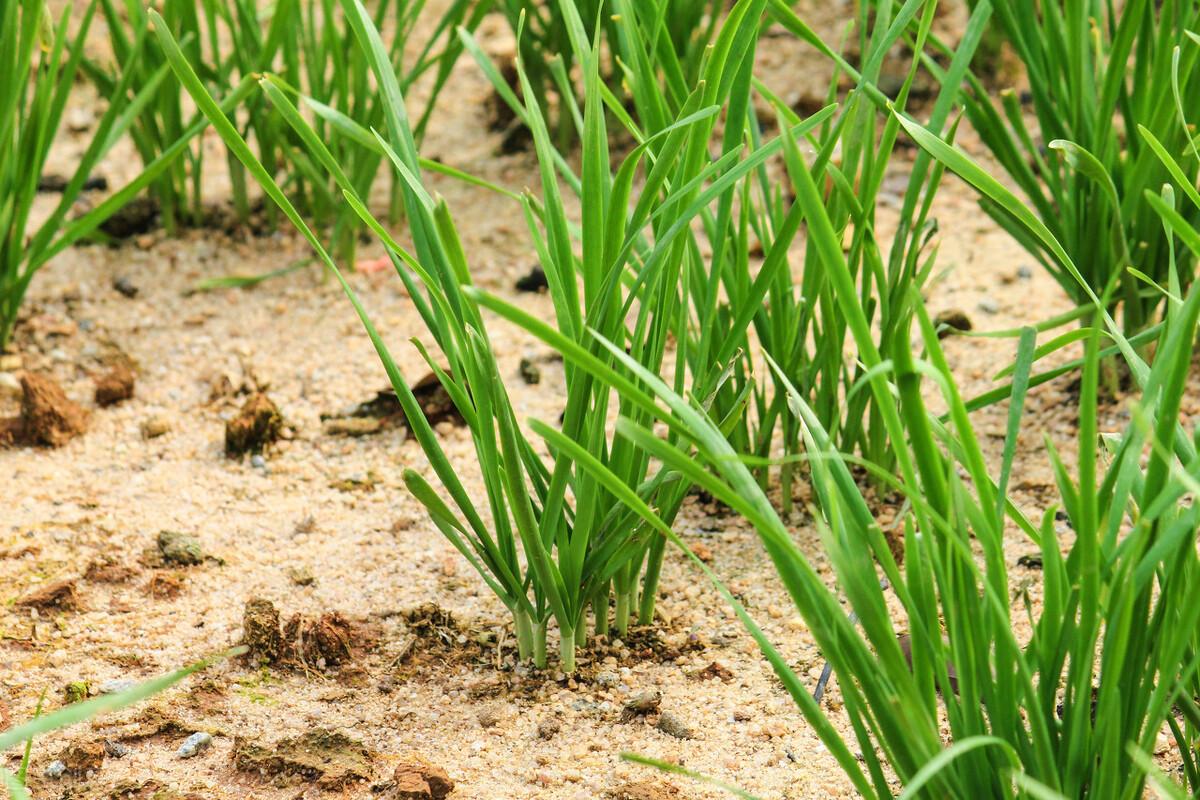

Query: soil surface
[2,2,1182,799]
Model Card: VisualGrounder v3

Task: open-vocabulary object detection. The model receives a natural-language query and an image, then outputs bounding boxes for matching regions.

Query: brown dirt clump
[240,597,283,665]
[282,611,356,669]
[2,373,89,447]
[391,756,455,799]
[84,556,138,584]
[16,578,81,612]
[145,571,186,599]
[58,739,105,776]
[224,392,283,455]
[232,728,374,788]
[94,363,136,406]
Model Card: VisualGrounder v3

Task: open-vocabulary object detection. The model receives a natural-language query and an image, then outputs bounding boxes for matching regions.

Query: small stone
[98,678,136,694]
[0,372,20,398]
[287,566,316,586]
[536,718,560,739]
[141,413,172,439]
[476,707,502,728]
[518,358,541,385]
[656,711,694,739]
[250,454,268,471]
[104,739,129,758]
[157,530,203,566]
[595,671,619,687]
[176,731,212,758]
[977,296,1000,314]
[620,690,661,721]
[0,354,22,371]
[1017,265,1034,279]
[45,760,67,779]
[113,276,139,298]
[933,309,972,337]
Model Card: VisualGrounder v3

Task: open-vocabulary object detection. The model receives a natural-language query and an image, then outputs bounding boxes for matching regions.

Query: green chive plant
[2,650,238,799]
[153,0,791,671]
[491,0,728,147]
[691,0,988,508]
[85,0,486,257]
[480,108,1200,793]
[0,0,249,349]
[929,0,1200,335]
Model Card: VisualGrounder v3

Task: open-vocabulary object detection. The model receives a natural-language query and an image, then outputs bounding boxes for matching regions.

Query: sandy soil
[0,3,1164,799]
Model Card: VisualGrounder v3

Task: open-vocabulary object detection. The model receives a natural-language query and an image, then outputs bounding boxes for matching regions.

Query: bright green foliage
[493,0,726,147]
[932,0,1200,334]
[83,0,486,258]
[0,0,247,349]
[693,0,986,503]
[490,134,1200,793]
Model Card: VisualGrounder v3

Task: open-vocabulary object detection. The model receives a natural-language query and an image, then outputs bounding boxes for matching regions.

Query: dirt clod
[934,308,972,337]
[225,392,283,455]
[94,364,136,406]
[101,196,159,240]
[241,598,283,665]
[515,264,548,293]
[85,556,138,584]
[233,728,373,788]
[536,718,560,740]
[146,571,186,599]
[283,611,355,668]
[16,578,80,612]
[2,373,89,447]
[391,757,455,799]
[691,661,734,682]
[518,357,541,385]
[58,740,105,776]
[157,530,203,566]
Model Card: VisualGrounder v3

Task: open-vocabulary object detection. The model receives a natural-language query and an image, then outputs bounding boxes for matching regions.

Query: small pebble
[113,276,139,298]
[0,372,20,398]
[537,718,561,739]
[977,297,1000,314]
[176,731,212,758]
[98,678,136,694]
[656,711,694,739]
[104,739,129,758]
[79,319,95,332]
[594,670,618,687]
[251,454,268,471]
[45,760,66,778]
[1017,265,1033,279]
[141,414,172,439]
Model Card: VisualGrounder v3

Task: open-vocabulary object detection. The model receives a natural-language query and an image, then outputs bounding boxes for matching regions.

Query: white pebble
[177,731,212,758]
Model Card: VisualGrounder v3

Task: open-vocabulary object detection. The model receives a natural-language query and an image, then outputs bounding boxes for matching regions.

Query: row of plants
[6,0,1200,797]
